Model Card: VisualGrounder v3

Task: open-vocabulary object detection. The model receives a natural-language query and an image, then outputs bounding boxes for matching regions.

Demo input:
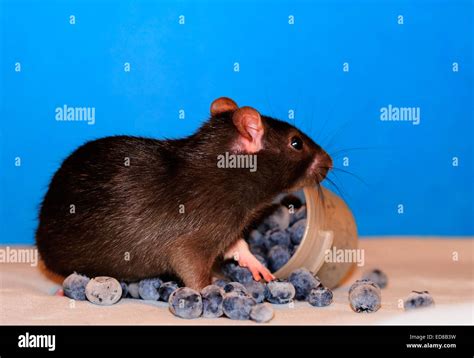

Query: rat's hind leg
[175,263,213,291]
[171,249,214,291]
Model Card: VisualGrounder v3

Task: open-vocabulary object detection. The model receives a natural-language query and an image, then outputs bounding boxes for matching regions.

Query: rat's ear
[232,106,264,153]
[210,97,239,116]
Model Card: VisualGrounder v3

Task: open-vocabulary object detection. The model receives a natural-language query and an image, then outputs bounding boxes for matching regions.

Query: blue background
[1,0,472,244]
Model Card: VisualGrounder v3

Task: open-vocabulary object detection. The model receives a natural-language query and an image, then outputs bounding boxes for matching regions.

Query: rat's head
[209,97,332,193]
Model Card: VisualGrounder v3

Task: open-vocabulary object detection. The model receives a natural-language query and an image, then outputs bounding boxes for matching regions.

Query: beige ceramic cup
[274,186,358,289]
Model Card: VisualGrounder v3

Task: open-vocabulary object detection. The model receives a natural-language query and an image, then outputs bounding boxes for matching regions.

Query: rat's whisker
[319,97,375,150]
[328,146,376,158]
[330,167,369,187]
[318,118,355,149]
[329,175,352,205]
[323,175,348,203]
[315,181,326,208]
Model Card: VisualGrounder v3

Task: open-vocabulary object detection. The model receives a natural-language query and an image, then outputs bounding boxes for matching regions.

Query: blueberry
[348,280,381,313]
[212,278,229,289]
[231,266,254,285]
[290,206,307,226]
[138,278,163,301]
[222,261,253,284]
[267,245,291,272]
[404,291,434,310]
[201,285,225,318]
[248,229,265,248]
[288,268,320,301]
[244,280,266,303]
[289,219,307,245]
[362,269,388,289]
[223,282,248,296]
[63,272,90,301]
[168,287,203,319]
[85,276,122,305]
[127,282,140,299]
[120,282,129,298]
[264,229,291,251]
[158,281,179,302]
[264,280,295,304]
[223,292,257,320]
[250,303,275,323]
[263,205,291,231]
[308,284,333,307]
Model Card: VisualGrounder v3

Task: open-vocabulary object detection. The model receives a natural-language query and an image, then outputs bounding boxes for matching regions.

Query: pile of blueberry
[62,267,435,322]
[62,267,333,323]
[245,194,307,272]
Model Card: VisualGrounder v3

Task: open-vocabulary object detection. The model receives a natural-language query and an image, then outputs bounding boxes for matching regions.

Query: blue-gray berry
[250,303,274,323]
[138,278,163,301]
[244,280,266,303]
[127,282,140,299]
[201,285,225,318]
[289,219,307,245]
[267,245,291,272]
[85,276,122,305]
[222,261,254,284]
[158,281,179,302]
[223,292,257,320]
[168,287,203,319]
[248,229,265,248]
[349,280,381,313]
[264,229,291,251]
[63,272,90,301]
[288,268,320,301]
[362,269,388,289]
[264,280,295,304]
[308,284,333,307]
[404,291,434,310]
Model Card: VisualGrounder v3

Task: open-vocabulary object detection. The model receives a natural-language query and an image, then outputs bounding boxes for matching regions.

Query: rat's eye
[290,136,303,151]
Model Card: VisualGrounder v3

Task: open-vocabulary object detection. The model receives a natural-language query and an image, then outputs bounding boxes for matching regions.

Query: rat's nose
[316,150,333,182]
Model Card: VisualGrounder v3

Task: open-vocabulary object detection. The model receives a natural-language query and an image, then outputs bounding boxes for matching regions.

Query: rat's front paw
[224,239,275,282]
[238,253,275,283]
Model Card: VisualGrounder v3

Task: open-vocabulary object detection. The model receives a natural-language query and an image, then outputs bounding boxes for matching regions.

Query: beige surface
[0,238,473,325]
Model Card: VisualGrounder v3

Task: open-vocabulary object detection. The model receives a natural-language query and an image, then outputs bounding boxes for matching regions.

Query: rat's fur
[36,110,331,289]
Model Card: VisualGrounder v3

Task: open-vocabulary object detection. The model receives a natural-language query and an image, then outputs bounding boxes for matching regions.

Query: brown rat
[36,97,332,290]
